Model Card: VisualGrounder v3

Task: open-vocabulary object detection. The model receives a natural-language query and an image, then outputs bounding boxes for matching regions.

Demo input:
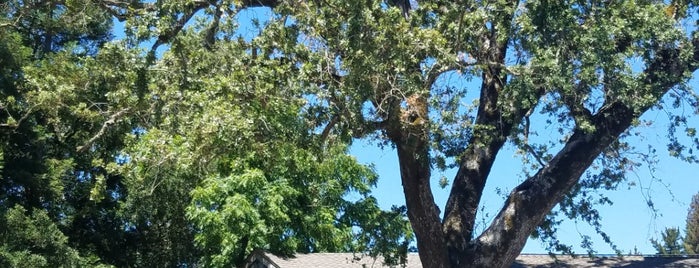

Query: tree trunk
[397,141,450,267]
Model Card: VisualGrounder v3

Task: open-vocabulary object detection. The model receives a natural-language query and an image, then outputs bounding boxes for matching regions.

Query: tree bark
[441,1,522,265]
[389,92,450,267]
[464,102,635,267]
[442,71,510,267]
[396,141,450,268]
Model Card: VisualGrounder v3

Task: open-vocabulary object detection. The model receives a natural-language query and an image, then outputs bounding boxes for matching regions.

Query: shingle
[513,254,699,267]
[262,252,422,268]
[247,252,699,268]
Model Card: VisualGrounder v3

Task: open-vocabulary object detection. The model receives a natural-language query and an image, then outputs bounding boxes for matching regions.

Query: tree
[685,193,699,254]
[125,1,696,267]
[651,227,685,255]
[1,1,412,267]
[3,1,699,268]
[116,31,412,266]
[0,1,129,265]
[650,192,699,256]
[0,205,109,267]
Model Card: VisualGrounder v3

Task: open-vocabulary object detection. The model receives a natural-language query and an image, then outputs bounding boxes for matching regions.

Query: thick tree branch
[151,4,207,52]
[468,101,634,267]
[351,119,387,139]
[394,126,449,268]
[467,35,699,268]
[98,0,159,21]
[203,2,224,49]
[99,0,281,51]
[239,0,280,8]
[441,1,522,265]
[319,114,339,143]
[382,82,447,267]
[100,0,279,19]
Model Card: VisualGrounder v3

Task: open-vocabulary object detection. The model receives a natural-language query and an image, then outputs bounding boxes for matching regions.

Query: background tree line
[652,192,699,255]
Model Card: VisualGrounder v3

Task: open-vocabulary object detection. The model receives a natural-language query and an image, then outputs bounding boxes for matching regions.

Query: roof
[245,251,699,268]
[512,254,699,267]
[245,251,422,268]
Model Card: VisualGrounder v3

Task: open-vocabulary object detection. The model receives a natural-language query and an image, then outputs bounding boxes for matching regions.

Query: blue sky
[113,4,699,255]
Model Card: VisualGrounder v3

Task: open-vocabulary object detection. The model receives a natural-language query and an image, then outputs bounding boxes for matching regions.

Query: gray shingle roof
[253,252,422,268]
[246,251,699,268]
[512,254,699,267]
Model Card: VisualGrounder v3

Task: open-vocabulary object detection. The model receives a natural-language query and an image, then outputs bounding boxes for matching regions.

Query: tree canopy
[1,1,411,267]
[2,0,699,268]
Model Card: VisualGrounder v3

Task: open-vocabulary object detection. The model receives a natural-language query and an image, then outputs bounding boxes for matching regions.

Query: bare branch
[76,108,130,153]
[319,114,339,144]
[203,3,224,49]
[0,104,38,130]
[0,12,23,29]
[151,4,207,52]
[522,109,547,167]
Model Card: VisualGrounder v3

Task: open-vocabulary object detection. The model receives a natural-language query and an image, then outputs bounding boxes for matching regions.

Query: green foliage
[651,227,685,255]
[1,0,111,56]
[109,26,410,265]
[650,193,699,256]
[0,205,110,267]
[2,0,413,264]
[685,193,699,254]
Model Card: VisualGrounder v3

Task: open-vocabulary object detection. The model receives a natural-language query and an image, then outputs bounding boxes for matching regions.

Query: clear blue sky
[115,5,699,256]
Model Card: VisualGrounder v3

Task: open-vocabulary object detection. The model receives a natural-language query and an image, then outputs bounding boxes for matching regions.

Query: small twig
[0,104,38,130]
[0,12,23,29]
[522,108,547,167]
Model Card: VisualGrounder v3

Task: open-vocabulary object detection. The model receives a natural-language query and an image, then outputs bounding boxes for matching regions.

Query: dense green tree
[0,205,109,267]
[685,193,699,254]
[652,227,685,256]
[1,0,191,266]
[1,0,412,267]
[0,1,132,265]
[115,29,412,266]
[650,193,699,256]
